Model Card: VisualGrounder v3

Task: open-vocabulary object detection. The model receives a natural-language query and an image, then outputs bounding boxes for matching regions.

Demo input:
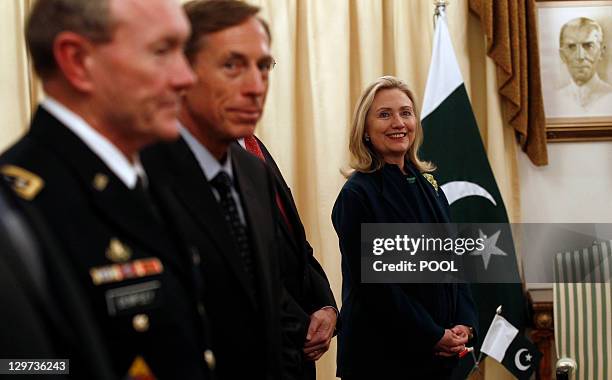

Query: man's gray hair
[26,0,115,79]
[559,17,604,47]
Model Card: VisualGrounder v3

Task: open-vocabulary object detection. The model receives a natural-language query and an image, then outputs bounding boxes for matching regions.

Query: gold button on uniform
[132,314,150,332]
[203,349,216,370]
[92,173,109,191]
[191,250,201,265]
[197,303,206,316]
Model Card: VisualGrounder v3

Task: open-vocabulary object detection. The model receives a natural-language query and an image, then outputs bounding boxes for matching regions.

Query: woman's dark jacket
[332,162,477,378]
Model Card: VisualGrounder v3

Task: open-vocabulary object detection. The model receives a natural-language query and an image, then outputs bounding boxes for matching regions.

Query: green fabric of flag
[420,10,528,379]
[501,333,542,380]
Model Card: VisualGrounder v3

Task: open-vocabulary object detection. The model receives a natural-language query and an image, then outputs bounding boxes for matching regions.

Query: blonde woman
[332,76,477,379]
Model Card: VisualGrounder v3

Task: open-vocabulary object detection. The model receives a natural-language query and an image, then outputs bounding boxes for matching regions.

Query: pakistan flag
[419,10,528,379]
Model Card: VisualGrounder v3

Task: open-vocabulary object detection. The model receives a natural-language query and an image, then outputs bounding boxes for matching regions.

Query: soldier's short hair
[26,0,115,79]
[182,0,271,63]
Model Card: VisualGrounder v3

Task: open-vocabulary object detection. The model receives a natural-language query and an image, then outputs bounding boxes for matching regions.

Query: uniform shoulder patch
[1,165,45,200]
[422,173,439,193]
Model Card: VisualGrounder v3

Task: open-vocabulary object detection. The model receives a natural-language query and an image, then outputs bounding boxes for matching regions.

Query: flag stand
[467,306,504,378]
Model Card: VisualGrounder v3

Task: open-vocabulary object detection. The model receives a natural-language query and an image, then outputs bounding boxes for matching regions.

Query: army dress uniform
[0,180,117,380]
[0,102,215,379]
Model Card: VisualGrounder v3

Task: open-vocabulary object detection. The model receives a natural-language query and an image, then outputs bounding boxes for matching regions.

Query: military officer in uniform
[0,0,214,378]
[0,181,115,380]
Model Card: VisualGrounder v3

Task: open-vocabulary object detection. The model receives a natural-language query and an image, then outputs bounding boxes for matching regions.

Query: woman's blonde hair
[348,75,434,174]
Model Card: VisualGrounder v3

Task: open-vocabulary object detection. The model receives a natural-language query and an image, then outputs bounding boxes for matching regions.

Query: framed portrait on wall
[536,0,612,141]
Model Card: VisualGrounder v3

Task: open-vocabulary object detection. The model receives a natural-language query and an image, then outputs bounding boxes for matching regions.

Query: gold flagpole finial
[433,0,449,28]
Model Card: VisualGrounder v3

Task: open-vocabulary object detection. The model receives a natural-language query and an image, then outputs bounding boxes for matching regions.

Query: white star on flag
[469,229,507,270]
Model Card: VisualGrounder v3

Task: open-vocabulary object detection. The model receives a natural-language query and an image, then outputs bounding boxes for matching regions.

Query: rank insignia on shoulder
[126,355,156,380]
[0,165,44,200]
[106,238,132,263]
[90,257,164,286]
[422,173,439,193]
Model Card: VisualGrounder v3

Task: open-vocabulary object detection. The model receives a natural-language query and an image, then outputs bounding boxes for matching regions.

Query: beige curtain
[0,0,37,152]
[2,1,521,379]
[469,0,548,166]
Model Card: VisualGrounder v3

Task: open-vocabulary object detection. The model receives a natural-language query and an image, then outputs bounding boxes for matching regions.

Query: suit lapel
[406,163,449,223]
[91,178,180,261]
[258,141,300,252]
[273,181,300,251]
[164,139,259,308]
[29,108,185,276]
[377,168,418,222]
[231,145,276,310]
[378,163,449,223]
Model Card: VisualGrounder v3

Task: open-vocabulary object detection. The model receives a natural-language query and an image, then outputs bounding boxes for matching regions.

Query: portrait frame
[535,0,612,142]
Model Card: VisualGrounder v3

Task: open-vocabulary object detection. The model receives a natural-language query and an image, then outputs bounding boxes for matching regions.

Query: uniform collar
[40,97,144,189]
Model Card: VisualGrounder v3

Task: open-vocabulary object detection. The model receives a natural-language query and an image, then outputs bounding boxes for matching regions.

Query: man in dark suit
[0,0,214,378]
[241,136,338,378]
[142,1,287,379]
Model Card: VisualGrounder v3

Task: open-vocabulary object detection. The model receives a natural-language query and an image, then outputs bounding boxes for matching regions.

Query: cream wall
[519,142,612,380]
[518,142,612,223]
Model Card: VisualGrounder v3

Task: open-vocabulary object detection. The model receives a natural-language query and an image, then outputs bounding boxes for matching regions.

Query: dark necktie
[210,171,256,288]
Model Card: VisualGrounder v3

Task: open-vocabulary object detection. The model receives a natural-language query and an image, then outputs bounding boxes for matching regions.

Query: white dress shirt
[180,126,246,225]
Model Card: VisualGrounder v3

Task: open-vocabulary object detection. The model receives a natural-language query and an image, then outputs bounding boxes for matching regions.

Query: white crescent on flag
[440,181,497,206]
[514,348,531,371]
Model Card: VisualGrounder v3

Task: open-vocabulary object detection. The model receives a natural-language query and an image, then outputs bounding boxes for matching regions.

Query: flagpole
[430,3,484,377]
[433,0,449,28]
[468,306,504,377]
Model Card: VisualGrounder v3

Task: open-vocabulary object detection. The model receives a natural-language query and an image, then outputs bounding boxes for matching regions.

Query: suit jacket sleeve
[302,239,337,313]
[332,185,445,349]
[256,138,336,312]
[454,284,478,343]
